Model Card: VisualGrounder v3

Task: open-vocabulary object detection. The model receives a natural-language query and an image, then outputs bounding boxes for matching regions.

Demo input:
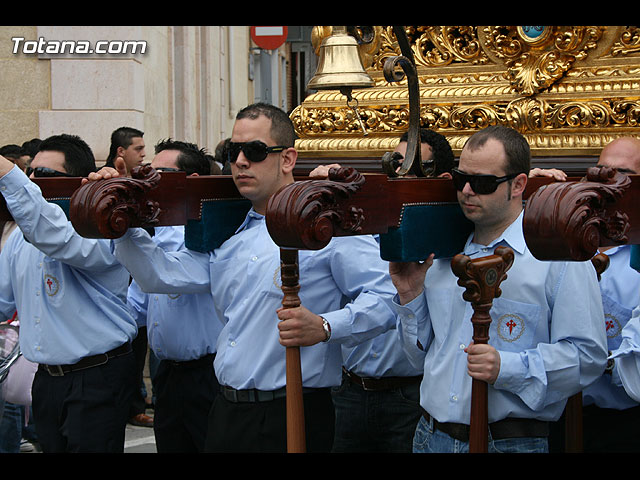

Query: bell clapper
[341,87,368,136]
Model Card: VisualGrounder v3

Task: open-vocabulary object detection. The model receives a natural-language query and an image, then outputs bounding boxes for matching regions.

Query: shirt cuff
[0,164,29,196]
[111,226,143,244]
[493,350,526,393]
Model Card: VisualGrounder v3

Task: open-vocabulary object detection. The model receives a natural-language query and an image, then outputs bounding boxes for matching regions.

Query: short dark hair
[400,128,455,176]
[106,126,144,167]
[464,125,530,175]
[154,138,210,176]
[0,144,23,161]
[236,103,296,147]
[20,138,42,159]
[38,134,96,177]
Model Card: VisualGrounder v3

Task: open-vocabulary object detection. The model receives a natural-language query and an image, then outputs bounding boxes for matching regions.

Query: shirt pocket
[489,297,541,352]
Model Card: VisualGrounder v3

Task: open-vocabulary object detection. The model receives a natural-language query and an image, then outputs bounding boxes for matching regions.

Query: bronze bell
[308,26,375,92]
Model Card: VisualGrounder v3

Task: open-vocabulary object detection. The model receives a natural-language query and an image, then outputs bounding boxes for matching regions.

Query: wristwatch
[605,351,614,375]
[321,316,331,342]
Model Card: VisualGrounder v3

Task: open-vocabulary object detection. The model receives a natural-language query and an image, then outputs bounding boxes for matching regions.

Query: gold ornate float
[292,26,640,173]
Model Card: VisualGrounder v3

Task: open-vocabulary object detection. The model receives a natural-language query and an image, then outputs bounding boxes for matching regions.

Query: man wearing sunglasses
[389,125,607,453]
[0,134,138,452]
[93,102,397,453]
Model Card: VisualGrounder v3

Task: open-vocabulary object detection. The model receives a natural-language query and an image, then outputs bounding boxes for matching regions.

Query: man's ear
[438,172,452,179]
[511,172,528,197]
[281,147,297,174]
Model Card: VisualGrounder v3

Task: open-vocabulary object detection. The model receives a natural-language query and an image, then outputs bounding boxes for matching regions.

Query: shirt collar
[235,208,264,234]
[463,209,527,256]
[598,244,626,256]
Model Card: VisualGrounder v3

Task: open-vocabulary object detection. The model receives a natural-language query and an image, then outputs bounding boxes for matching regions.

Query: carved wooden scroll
[266,167,366,249]
[523,167,638,261]
[450,246,515,453]
[70,165,162,238]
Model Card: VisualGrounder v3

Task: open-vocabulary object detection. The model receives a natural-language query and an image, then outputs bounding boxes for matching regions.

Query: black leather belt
[166,353,215,369]
[221,385,324,403]
[344,367,422,392]
[421,409,549,442]
[40,343,132,377]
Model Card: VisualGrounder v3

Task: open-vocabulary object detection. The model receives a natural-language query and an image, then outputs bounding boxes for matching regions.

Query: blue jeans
[331,375,421,452]
[0,400,22,453]
[413,414,549,453]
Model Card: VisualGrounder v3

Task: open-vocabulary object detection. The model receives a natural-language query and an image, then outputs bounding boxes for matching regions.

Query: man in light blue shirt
[308,129,455,452]
[0,134,138,453]
[611,307,640,403]
[390,126,607,453]
[91,103,397,452]
[127,138,223,452]
[577,136,640,452]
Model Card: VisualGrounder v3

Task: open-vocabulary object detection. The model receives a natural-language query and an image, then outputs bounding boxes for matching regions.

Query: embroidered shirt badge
[44,274,60,296]
[496,313,525,342]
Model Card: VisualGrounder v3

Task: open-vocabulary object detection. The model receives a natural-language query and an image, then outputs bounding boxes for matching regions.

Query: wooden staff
[279,247,306,453]
[451,246,514,453]
[563,252,610,453]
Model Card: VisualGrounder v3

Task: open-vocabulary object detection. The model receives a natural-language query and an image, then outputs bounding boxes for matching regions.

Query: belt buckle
[360,377,375,391]
[223,386,239,402]
[46,365,65,376]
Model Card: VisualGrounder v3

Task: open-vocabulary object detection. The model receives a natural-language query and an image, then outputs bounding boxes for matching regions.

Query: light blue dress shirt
[582,245,640,409]
[341,236,422,379]
[393,211,607,424]
[127,225,222,362]
[113,208,397,391]
[611,306,640,402]
[0,165,137,365]
[341,330,423,379]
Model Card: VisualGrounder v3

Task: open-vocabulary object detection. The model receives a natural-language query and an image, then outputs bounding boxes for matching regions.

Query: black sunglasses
[451,168,519,195]
[226,141,289,164]
[25,166,75,178]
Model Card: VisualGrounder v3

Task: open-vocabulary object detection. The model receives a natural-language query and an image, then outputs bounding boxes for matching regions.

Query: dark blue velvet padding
[631,245,640,272]
[185,199,252,252]
[379,203,473,262]
[52,199,70,216]
[184,200,473,259]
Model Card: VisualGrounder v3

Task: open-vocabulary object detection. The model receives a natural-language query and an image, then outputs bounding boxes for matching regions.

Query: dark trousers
[204,387,335,453]
[32,350,136,453]
[331,375,421,452]
[129,326,148,417]
[550,404,640,452]
[153,354,218,453]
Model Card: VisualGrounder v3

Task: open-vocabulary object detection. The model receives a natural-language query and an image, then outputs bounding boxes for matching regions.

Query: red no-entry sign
[250,26,288,50]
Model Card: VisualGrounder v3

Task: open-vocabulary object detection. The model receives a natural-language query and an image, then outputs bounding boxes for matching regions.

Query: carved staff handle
[279,247,306,453]
[451,246,514,453]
